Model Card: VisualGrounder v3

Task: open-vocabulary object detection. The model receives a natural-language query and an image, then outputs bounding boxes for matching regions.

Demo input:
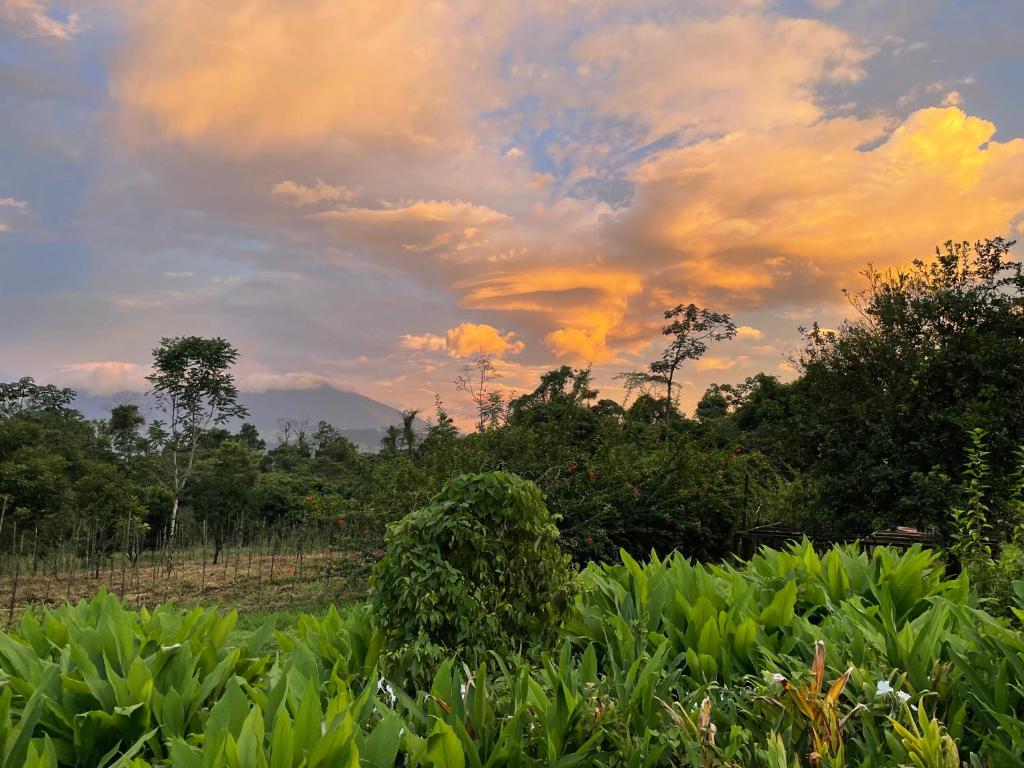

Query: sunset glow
[2,0,1023,424]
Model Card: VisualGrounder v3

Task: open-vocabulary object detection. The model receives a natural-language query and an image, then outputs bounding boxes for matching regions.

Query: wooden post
[201,519,208,595]
[8,523,21,625]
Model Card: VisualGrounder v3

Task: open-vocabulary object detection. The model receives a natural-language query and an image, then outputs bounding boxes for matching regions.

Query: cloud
[2,0,81,40]
[320,199,507,228]
[237,371,333,392]
[53,361,147,394]
[445,322,524,358]
[0,197,29,233]
[459,267,645,363]
[735,326,765,340]
[272,179,356,207]
[569,13,871,137]
[615,107,1024,308]
[400,333,447,352]
[108,0,499,152]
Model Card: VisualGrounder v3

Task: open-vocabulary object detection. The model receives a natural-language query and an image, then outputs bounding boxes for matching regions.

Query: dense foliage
[370,472,575,682]
[2,542,1024,766]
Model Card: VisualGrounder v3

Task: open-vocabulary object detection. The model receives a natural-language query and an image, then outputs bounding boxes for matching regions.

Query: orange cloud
[735,326,765,340]
[445,322,524,358]
[619,107,1024,306]
[109,0,492,152]
[459,267,645,363]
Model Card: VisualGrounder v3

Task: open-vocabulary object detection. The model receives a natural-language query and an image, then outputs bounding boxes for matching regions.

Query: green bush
[370,471,575,681]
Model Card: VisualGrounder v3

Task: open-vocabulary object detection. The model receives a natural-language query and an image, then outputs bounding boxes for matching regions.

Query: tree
[107,404,146,464]
[650,304,737,423]
[455,354,500,432]
[400,409,419,456]
[145,336,248,543]
[312,421,358,464]
[276,418,311,452]
[188,441,258,563]
[73,463,147,575]
[234,422,266,452]
[780,238,1024,536]
[0,377,76,418]
[379,424,402,456]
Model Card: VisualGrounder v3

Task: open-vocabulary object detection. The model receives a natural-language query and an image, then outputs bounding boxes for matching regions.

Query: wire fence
[0,515,380,627]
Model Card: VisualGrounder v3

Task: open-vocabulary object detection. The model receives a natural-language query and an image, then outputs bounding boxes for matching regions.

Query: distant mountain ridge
[71,384,406,452]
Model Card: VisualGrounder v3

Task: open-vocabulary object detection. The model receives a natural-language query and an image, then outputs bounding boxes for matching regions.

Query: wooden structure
[735,523,805,558]
[861,526,938,552]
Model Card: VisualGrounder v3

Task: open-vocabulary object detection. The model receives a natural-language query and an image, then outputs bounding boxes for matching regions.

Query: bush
[370,471,575,681]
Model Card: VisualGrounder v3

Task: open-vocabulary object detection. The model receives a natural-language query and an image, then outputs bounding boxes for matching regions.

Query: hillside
[72,384,405,452]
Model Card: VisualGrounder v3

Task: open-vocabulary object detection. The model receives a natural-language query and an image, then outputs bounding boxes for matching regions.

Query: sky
[2,0,1023,428]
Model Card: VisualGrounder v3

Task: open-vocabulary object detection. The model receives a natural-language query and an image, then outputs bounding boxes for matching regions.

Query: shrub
[370,471,575,681]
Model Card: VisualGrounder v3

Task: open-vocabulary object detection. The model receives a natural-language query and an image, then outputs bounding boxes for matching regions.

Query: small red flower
[337,517,346,526]
[284,566,294,574]
[585,535,593,545]
[567,464,576,474]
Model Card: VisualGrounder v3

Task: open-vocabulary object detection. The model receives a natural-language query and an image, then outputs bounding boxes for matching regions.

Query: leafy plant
[370,471,576,682]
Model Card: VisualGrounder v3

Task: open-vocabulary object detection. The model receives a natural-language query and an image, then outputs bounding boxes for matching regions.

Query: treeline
[2,238,1023,567]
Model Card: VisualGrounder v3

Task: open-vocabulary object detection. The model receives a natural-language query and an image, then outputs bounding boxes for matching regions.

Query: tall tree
[401,409,419,457]
[455,354,500,432]
[650,304,737,423]
[145,336,248,542]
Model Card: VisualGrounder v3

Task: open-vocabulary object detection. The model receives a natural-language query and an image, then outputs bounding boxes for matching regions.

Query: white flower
[377,679,397,706]
[896,690,911,703]
[771,674,786,685]
[875,680,894,696]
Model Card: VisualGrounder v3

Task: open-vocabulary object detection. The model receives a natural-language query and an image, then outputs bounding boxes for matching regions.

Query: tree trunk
[169,495,179,542]
[664,369,675,425]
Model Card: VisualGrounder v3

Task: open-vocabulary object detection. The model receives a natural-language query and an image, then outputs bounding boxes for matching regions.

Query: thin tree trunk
[169,495,179,544]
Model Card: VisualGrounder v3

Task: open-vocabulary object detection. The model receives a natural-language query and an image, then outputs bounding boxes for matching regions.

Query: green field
[2,540,1022,768]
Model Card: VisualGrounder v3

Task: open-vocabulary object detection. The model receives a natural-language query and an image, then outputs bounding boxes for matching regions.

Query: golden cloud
[619,107,1024,306]
[459,267,645,363]
[445,322,525,358]
[109,0,490,151]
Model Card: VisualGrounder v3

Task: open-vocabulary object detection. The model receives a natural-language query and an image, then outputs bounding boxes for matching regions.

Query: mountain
[71,384,406,452]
